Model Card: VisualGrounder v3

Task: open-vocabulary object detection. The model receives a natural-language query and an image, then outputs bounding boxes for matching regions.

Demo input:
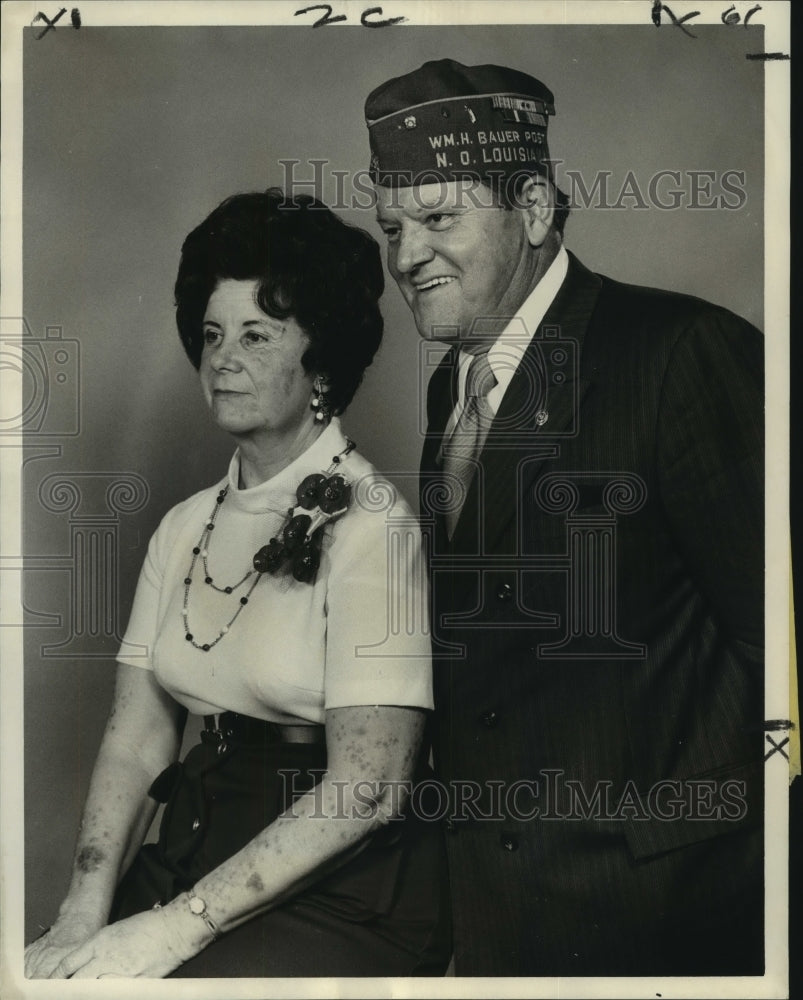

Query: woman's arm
[50,703,426,978]
[24,663,186,978]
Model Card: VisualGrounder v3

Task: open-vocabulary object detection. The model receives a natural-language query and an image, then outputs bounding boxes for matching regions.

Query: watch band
[186,887,220,940]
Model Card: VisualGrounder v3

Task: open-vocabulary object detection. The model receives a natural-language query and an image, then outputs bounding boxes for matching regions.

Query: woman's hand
[44,907,199,979]
[26,664,187,979]
[24,911,103,979]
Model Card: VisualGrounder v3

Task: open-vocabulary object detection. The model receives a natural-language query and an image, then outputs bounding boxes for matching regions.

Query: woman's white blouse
[117,420,433,724]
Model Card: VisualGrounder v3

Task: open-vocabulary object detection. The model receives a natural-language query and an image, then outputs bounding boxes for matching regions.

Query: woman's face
[199,279,315,444]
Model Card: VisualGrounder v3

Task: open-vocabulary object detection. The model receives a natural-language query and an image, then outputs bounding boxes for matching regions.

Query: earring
[311,375,332,423]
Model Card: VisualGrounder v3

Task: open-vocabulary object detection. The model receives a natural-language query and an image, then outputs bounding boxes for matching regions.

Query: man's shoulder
[566,259,761,373]
[553,255,763,394]
[587,262,761,340]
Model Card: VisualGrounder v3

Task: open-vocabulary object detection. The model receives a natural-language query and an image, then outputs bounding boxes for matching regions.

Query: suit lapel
[450,253,603,560]
[419,348,458,552]
[420,348,457,474]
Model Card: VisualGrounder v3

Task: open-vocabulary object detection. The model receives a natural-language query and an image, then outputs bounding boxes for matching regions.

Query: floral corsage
[253,461,353,584]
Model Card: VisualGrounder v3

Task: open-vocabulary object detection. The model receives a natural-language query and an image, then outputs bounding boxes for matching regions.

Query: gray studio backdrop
[22,24,763,941]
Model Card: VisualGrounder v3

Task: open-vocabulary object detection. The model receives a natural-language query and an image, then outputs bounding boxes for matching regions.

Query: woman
[24,190,451,978]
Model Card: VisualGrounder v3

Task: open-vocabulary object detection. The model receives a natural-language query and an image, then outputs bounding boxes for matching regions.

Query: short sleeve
[115,496,193,669]
[323,487,433,711]
[116,526,165,669]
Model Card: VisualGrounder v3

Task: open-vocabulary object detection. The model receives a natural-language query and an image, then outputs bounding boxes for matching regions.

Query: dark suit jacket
[420,252,764,976]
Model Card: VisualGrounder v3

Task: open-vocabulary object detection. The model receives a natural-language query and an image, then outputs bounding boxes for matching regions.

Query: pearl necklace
[182,441,355,653]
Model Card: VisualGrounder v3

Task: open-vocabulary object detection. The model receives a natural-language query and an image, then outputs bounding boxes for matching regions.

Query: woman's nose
[208,334,241,371]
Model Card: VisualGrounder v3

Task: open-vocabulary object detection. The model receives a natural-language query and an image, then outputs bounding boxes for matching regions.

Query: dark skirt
[110,725,452,977]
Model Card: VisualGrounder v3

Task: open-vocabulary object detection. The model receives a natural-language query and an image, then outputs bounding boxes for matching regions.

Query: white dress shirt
[117,419,432,724]
[444,244,569,436]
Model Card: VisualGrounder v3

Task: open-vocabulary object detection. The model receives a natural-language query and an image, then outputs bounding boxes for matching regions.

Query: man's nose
[394,225,434,275]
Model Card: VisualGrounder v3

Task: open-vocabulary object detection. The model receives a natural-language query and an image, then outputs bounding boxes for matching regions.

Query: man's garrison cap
[365,58,556,188]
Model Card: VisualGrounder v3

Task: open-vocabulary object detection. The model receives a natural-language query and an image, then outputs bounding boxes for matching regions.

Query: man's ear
[519,176,555,248]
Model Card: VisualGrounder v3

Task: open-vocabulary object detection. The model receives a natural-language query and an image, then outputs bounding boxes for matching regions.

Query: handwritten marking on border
[651,2,701,37]
[652,1,765,40]
[763,719,795,732]
[32,6,81,39]
[32,7,66,39]
[360,5,406,27]
[294,4,347,27]
[294,3,407,27]
[765,735,790,762]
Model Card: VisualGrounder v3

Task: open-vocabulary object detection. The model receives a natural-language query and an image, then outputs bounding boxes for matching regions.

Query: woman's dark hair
[174,188,384,415]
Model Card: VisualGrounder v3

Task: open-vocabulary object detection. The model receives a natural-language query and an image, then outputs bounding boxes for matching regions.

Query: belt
[201,711,326,751]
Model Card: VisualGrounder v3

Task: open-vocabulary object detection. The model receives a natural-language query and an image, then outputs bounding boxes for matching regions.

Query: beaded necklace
[182,439,355,652]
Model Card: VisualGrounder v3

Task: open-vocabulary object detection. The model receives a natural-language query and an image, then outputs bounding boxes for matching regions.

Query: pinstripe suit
[421,252,764,975]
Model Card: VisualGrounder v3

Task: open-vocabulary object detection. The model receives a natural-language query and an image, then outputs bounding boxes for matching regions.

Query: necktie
[441,351,497,538]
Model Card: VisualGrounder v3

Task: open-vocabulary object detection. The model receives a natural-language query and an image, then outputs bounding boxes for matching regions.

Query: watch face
[189,896,205,915]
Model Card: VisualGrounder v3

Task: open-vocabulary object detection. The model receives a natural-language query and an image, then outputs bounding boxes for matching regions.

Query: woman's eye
[244,331,269,345]
[382,227,400,242]
[203,329,220,344]
[428,213,450,228]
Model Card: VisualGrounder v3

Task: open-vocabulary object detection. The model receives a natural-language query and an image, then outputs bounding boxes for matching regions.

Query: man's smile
[413,276,457,292]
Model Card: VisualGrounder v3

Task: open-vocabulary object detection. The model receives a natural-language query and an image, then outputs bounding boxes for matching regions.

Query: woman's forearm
[57,742,161,926]
[161,705,424,955]
[173,772,398,940]
[54,665,185,928]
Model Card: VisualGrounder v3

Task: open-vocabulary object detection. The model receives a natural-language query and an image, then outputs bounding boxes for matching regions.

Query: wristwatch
[186,887,220,940]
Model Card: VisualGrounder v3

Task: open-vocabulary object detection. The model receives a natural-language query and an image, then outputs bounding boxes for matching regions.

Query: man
[364,59,764,976]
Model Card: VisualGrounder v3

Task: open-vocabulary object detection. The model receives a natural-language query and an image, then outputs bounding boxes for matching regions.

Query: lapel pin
[535,410,549,426]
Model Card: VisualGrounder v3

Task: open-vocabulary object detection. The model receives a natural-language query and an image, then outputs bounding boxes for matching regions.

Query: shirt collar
[456,244,569,412]
[225,418,350,514]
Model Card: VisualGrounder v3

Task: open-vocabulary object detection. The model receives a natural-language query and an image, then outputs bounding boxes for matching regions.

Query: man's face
[375,181,535,343]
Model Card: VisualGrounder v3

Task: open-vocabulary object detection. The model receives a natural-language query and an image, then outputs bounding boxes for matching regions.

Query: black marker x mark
[764,735,790,761]
[33,7,67,39]
[651,2,701,38]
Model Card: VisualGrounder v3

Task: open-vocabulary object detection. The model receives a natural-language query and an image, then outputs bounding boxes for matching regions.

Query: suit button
[444,818,458,835]
[192,817,201,831]
[480,710,499,728]
[500,833,519,852]
[496,582,513,602]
